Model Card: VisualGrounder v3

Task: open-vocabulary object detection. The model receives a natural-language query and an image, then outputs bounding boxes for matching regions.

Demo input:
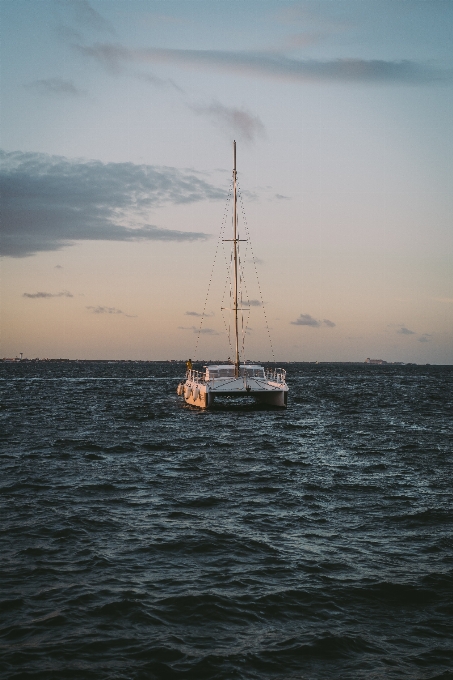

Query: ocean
[1,361,452,679]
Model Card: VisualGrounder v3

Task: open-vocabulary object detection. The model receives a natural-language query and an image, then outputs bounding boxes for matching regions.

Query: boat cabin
[205,364,265,380]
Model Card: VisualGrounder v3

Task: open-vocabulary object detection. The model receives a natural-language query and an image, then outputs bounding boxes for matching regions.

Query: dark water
[1,362,452,680]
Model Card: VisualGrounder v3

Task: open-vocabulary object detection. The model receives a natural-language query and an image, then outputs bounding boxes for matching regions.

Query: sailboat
[177,141,288,408]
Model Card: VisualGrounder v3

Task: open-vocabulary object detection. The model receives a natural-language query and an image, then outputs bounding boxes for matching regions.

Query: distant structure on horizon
[365,358,405,365]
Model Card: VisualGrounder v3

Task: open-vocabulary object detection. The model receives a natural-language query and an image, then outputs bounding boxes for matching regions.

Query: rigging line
[228,247,233,348]
[237,216,248,364]
[220,239,233,350]
[194,181,232,360]
[220,238,233,306]
[220,309,233,353]
[220,254,233,353]
[238,248,249,362]
[238,235,246,362]
[241,314,244,361]
[220,241,233,350]
[242,307,251,360]
[234,213,254,362]
[237,185,276,365]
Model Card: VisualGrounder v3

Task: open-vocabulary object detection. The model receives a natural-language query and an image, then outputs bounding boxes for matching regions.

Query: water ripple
[1,362,452,679]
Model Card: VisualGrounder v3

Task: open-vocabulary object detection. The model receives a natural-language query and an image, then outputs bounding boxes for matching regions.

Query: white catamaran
[177,142,288,409]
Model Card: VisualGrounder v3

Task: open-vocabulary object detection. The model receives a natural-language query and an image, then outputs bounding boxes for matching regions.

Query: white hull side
[181,378,287,409]
[183,383,211,408]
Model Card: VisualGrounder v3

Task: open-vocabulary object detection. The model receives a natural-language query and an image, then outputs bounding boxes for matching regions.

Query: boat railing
[187,367,286,385]
[187,369,207,383]
[265,368,287,384]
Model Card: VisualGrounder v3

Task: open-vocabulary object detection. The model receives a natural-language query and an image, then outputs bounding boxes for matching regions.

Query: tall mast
[233,140,240,377]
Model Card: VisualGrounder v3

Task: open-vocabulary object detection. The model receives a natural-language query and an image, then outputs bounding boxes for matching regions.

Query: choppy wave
[1,362,452,679]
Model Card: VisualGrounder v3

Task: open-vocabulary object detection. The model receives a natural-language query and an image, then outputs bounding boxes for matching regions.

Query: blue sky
[1,0,452,362]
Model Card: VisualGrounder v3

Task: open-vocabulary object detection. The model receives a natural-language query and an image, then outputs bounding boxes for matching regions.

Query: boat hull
[180,378,288,409]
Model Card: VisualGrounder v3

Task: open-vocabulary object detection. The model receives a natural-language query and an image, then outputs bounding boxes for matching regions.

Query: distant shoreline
[2,359,448,366]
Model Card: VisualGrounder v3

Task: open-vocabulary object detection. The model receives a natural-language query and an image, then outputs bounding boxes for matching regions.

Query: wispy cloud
[291,314,321,327]
[274,193,291,201]
[1,150,222,257]
[53,0,116,55]
[25,78,84,97]
[178,325,219,335]
[76,43,452,85]
[242,299,262,307]
[86,305,137,317]
[23,290,73,299]
[185,311,214,317]
[189,101,265,143]
[74,43,130,74]
[63,0,116,36]
[398,326,415,335]
[418,334,431,343]
[291,314,336,327]
[73,41,165,92]
[135,70,179,89]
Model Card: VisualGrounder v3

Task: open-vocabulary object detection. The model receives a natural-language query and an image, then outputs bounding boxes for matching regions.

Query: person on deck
[186,359,193,373]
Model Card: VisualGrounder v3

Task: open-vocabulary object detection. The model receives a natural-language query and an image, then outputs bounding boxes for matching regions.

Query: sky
[1,0,452,363]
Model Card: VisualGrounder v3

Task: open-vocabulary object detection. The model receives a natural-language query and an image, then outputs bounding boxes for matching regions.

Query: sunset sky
[1,0,452,363]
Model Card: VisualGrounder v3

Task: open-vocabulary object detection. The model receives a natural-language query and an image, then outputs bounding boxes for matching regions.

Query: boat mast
[233,140,240,377]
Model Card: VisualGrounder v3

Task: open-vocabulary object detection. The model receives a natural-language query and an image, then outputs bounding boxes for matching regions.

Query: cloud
[74,43,129,74]
[291,313,321,327]
[291,314,336,327]
[274,194,291,200]
[74,42,168,92]
[55,265,63,268]
[23,290,73,298]
[178,325,219,335]
[25,78,84,97]
[398,327,415,335]
[64,0,116,35]
[86,305,136,317]
[242,299,262,307]
[1,150,223,257]
[53,2,116,53]
[418,334,431,343]
[185,311,214,317]
[189,101,265,143]
[76,43,452,85]
[133,71,180,92]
